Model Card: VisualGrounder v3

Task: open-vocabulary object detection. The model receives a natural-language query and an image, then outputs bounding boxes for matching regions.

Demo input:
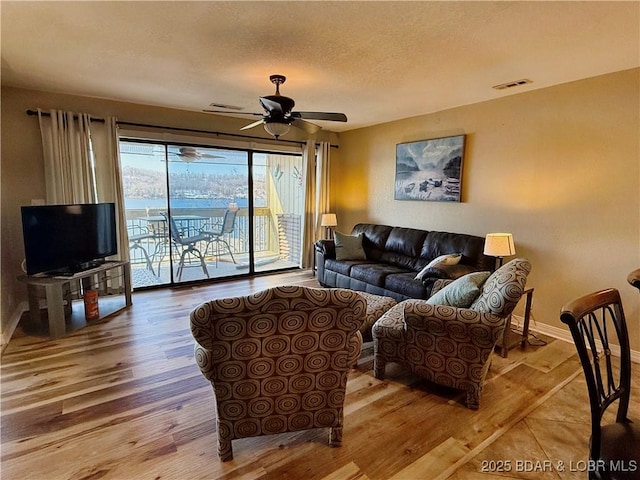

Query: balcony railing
[125,206,277,271]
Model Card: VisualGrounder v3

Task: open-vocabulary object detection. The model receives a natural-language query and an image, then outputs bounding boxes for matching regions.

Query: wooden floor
[2,269,639,480]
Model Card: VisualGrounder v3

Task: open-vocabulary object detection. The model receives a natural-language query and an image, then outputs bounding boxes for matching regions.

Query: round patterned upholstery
[356,291,398,341]
[372,258,531,409]
[191,285,366,461]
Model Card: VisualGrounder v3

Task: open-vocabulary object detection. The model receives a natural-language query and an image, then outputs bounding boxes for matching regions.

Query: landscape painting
[395,135,465,202]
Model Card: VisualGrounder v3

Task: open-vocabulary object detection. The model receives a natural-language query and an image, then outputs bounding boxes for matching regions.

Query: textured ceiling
[1,1,638,133]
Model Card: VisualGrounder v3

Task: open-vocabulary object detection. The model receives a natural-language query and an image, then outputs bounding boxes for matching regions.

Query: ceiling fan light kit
[263,121,290,139]
[204,74,347,139]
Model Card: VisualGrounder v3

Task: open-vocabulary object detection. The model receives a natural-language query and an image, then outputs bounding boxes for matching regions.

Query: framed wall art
[395,134,466,202]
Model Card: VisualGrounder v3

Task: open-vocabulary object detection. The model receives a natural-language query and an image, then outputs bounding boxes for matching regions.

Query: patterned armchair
[190,286,366,461]
[372,258,531,409]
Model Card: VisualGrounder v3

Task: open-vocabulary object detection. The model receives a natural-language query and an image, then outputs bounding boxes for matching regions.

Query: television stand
[18,260,132,339]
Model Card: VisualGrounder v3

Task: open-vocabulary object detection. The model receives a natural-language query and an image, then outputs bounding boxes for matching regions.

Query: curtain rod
[26,109,339,148]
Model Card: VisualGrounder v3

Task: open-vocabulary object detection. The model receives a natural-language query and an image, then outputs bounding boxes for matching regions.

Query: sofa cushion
[334,231,367,261]
[352,224,393,260]
[426,271,491,307]
[379,227,429,270]
[325,258,371,276]
[350,263,407,287]
[417,231,492,271]
[384,272,429,299]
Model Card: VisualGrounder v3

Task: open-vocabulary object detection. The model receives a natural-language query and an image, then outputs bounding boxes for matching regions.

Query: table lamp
[484,233,516,270]
[321,213,338,240]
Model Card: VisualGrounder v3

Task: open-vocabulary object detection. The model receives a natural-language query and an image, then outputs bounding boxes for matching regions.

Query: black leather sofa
[315,223,494,302]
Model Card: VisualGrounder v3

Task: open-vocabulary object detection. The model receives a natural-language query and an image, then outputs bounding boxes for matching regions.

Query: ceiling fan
[203,75,347,139]
[168,147,224,163]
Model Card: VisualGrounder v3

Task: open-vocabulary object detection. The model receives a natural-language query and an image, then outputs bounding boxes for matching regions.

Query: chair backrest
[628,268,640,292]
[221,209,237,234]
[161,212,182,243]
[560,288,632,460]
[190,285,366,440]
[470,257,531,317]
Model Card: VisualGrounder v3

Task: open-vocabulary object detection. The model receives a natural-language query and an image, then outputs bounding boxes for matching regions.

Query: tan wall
[2,70,639,351]
[0,87,337,343]
[336,68,640,351]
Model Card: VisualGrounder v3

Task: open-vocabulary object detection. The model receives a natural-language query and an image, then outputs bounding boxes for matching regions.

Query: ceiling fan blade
[240,119,265,131]
[291,118,320,134]
[292,112,348,122]
[202,109,263,117]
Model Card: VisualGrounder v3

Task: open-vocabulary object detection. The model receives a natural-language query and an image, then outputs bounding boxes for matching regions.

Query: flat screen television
[21,202,118,276]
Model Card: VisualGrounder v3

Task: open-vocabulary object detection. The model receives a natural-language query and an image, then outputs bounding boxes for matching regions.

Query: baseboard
[517,315,640,364]
[1,301,27,353]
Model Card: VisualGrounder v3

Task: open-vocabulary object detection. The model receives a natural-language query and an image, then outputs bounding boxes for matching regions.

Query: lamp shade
[484,233,516,257]
[264,122,290,138]
[321,213,338,227]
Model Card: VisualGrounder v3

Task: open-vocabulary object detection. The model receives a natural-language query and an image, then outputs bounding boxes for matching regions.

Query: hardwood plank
[389,437,470,480]
[1,269,617,480]
[321,461,371,480]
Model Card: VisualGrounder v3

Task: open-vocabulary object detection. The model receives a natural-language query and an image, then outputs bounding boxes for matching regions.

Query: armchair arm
[400,299,506,350]
[398,299,506,409]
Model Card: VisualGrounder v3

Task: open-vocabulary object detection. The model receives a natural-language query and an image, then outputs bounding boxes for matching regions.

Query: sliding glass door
[252,152,305,273]
[120,140,303,288]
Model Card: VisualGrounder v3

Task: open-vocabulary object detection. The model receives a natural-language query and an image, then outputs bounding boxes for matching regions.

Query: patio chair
[201,208,238,266]
[128,224,157,275]
[162,212,210,281]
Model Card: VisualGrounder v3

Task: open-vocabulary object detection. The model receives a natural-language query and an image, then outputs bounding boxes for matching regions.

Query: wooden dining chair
[560,288,640,480]
[627,268,640,292]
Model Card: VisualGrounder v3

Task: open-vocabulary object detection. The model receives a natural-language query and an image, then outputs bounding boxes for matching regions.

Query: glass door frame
[120,137,304,289]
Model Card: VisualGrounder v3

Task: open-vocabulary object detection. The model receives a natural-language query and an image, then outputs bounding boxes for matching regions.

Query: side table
[497,287,534,358]
[18,260,132,339]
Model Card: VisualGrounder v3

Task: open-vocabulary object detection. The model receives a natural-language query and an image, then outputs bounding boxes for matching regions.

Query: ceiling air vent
[492,79,533,90]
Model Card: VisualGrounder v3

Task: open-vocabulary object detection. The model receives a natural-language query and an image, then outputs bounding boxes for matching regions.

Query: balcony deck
[126,206,301,288]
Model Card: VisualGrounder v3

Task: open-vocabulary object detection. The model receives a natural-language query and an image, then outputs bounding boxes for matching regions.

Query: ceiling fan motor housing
[260,95,295,119]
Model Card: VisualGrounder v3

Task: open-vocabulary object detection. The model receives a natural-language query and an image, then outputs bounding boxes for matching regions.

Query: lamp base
[324,227,334,240]
[491,256,504,271]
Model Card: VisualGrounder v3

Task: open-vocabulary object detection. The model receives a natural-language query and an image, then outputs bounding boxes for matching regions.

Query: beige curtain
[38,109,97,204]
[37,110,130,289]
[91,117,130,265]
[301,141,332,269]
[302,140,317,268]
[315,141,331,233]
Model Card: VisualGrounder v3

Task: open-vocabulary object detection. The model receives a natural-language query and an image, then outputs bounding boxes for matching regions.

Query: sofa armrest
[315,240,335,286]
[315,239,336,259]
